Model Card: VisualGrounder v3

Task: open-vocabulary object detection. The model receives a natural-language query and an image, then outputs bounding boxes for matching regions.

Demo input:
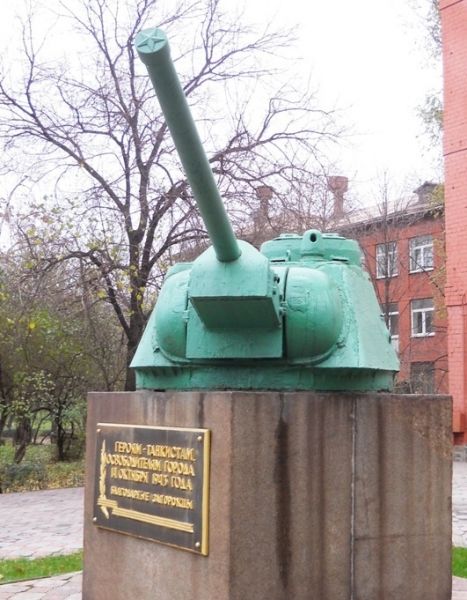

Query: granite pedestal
[84,391,452,600]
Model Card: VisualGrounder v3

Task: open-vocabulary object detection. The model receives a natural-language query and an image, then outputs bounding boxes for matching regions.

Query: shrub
[0,461,48,493]
[0,441,84,492]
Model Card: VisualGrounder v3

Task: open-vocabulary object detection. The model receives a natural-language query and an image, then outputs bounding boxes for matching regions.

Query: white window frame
[409,235,434,273]
[411,298,435,337]
[385,303,399,352]
[376,241,398,279]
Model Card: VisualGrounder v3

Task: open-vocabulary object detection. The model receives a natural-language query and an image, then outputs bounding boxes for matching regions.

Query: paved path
[455,576,467,600]
[0,488,83,560]
[454,463,467,599]
[454,462,467,547]
[3,464,467,598]
[0,573,82,600]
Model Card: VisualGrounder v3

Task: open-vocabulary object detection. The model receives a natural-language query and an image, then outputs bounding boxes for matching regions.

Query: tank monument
[83,27,452,599]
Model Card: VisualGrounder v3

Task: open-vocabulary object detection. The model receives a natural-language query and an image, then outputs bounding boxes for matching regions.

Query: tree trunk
[124,343,136,391]
[124,317,146,391]
[124,365,136,392]
[0,361,9,440]
[0,407,7,440]
[55,412,67,461]
[13,418,32,463]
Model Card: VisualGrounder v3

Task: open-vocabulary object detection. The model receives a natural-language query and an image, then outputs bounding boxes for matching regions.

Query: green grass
[453,547,467,578]
[0,548,464,584]
[0,551,83,584]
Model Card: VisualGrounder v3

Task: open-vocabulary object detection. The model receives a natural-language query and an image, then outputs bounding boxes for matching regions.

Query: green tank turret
[131,28,399,391]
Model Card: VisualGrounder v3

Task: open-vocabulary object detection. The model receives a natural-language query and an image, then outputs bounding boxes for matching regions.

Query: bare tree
[0,0,338,389]
[409,0,443,156]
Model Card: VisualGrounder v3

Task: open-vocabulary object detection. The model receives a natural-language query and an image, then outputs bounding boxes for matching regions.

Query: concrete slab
[353,394,452,599]
[5,394,467,598]
[83,391,452,600]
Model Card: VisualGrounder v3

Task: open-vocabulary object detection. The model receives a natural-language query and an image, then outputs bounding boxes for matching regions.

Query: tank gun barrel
[135,28,241,263]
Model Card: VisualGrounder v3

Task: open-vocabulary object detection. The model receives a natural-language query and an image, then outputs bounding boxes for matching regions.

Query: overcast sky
[0,0,441,205]
[245,0,442,203]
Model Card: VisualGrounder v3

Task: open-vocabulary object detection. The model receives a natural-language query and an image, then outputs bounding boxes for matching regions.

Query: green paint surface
[132,29,399,391]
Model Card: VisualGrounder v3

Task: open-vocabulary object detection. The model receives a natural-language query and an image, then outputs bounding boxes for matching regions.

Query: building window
[376,242,398,279]
[411,298,434,337]
[410,362,435,394]
[383,302,399,352]
[409,235,433,273]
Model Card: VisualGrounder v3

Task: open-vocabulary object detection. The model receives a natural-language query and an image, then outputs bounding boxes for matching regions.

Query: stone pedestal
[83,391,452,600]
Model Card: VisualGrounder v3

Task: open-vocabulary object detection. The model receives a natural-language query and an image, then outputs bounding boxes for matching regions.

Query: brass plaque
[93,423,210,555]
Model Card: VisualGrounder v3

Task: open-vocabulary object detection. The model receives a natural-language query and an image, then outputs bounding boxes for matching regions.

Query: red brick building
[339,183,447,396]
[248,176,449,399]
[440,0,467,442]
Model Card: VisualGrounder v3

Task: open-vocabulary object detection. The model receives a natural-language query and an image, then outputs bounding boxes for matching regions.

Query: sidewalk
[2,463,467,598]
[454,462,467,547]
[0,573,82,600]
[0,488,83,560]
